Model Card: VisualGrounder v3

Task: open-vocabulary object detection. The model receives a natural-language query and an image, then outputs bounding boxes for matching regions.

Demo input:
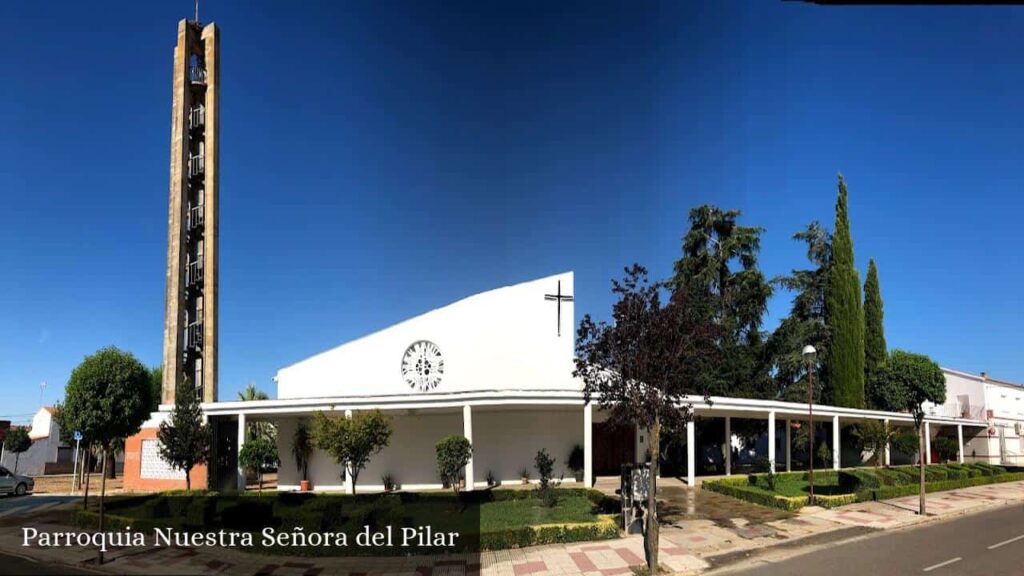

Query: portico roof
[188,390,988,428]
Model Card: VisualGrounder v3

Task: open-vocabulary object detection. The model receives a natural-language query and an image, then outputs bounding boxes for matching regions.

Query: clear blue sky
[3,1,1022,423]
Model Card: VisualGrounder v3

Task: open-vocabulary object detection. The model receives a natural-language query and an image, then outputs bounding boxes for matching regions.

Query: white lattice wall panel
[140,439,185,479]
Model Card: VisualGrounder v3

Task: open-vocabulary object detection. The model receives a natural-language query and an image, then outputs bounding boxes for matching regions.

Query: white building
[925,369,1024,465]
[0,407,72,476]
[128,272,991,492]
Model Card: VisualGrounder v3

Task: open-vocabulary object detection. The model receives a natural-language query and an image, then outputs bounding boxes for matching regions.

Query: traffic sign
[73,431,82,441]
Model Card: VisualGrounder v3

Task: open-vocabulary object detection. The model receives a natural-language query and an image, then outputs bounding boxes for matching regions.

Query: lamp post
[803,345,817,505]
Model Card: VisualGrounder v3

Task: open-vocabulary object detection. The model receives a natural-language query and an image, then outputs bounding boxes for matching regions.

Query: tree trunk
[13,453,19,474]
[107,448,117,479]
[83,452,92,510]
[258,472,263,496]
[645,416,661,573]
[98,449,108,565]
[351,467,358,496]
[918,424,926,516]
[185,468,192,492]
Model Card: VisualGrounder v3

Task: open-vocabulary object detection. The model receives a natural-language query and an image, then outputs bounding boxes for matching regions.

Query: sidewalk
[1,480,1022,576]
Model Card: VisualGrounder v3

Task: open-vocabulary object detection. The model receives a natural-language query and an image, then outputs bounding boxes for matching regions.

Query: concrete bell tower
[162,17,219,404]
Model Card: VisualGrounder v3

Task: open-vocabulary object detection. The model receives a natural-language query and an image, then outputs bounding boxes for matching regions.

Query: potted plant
[382,473,397,492]
[568,444,585,482]
[292,420,313,492]
[520,466,530,485]
[486,470,498,487]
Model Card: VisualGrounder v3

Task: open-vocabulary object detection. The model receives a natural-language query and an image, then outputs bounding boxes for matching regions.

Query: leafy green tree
[851,421,896,467]
[60,346,152,564]
[875,350,945,514]
[4,427,32,474]
[158,376,211,491]
[767,222,831,401]
[148,365,163,412]
[933,437,959,463]
[239,436,279,495]
[435,435,472,494]
[670,205,773,399]
[313,410,393,495]
[576,264,719,571]
[825,175,865,408]
[863,259,889,407]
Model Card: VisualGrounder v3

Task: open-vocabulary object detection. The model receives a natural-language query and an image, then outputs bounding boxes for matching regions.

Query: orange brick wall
[122,427,208,492]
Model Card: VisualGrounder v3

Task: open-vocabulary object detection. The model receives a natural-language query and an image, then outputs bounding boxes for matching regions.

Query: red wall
[122,427,208,491]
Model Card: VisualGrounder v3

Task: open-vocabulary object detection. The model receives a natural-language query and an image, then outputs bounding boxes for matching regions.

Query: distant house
[0,407,69,476]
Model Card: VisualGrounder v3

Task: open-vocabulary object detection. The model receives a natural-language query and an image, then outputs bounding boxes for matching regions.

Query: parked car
[0,466,34,496]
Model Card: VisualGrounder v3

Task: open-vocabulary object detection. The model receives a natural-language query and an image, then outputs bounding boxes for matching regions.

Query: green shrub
[436,435,473,493]
[479,516,619,549]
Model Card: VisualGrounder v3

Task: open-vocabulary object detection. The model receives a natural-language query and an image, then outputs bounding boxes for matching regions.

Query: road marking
[988,534,1024,550]
[923,557,962,572]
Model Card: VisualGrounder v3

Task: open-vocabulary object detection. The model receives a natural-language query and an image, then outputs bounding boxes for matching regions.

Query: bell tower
[162,17,219,404]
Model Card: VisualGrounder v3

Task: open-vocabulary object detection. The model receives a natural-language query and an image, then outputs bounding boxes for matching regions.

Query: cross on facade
[544,280,574,337]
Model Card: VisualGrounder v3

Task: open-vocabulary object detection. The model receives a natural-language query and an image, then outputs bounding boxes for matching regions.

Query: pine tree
[863,258,888,407]
[158,376,211,491]
[825,175,865,408]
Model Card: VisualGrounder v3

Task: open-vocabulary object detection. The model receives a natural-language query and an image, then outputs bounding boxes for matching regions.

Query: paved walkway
[1,480,1022,575]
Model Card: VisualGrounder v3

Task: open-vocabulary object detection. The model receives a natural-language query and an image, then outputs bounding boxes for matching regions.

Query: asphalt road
[0,494,77,520]
[721,504,1024,576]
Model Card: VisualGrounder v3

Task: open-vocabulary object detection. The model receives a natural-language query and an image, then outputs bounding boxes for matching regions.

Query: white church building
[129,271,991,492]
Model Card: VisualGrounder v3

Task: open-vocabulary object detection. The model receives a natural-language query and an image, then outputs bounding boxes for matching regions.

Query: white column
[463,405,475,491]
[884,419,891,466]
[767,411,776,473]
[344,409,354,493]
[236,413,246,491]
[832,415,840,470]
[924,422,932,465]
[957,424,965,464]
[686,419,696,486]
[785,419,792,472]
[583,403,593,488]
[725,416,732,476]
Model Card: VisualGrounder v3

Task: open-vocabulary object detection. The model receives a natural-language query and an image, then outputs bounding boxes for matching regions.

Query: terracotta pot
[574,471,584,483]
[299,480,312,492]
[521,477,529,485]
[458,479,466,490]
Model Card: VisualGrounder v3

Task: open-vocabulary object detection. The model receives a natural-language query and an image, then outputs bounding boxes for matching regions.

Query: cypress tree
[863,258,887,406]
[825,175,865,408]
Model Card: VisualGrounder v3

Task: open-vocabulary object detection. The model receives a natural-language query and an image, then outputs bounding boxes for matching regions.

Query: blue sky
[2,1,1022,423]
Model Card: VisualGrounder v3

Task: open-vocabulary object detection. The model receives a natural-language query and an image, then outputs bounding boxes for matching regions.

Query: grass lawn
[74,488,620,553]
[480,493,599,531]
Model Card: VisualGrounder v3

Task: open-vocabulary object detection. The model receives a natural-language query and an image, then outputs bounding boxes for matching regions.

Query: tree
[575,265,719,571]
[292,420,313,484]
[933,437,959,463]
[60,346,152,564]
[767,222,832,402]
[158,375,211,491]
[312,410,392,495]
[237,383,276,444]
[851,421,896,467]
[825,175,865,408]
[149,365,163,413]
[239,436,278,495]
[863,259,889,407]
[435,435,472,494]
[5,427,32,474]
[670,205,773,399]
[875,350,945,514]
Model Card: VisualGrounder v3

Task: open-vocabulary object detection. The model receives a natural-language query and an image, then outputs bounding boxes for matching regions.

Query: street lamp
[802,345,817,505]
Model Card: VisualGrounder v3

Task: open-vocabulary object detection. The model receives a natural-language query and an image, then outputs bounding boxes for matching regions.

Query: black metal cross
[544,280,574,337]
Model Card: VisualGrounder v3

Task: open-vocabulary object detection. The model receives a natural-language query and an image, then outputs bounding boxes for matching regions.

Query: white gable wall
[276,272,579,399]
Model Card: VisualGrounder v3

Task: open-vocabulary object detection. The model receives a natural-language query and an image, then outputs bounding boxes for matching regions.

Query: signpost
[72,431,82,494]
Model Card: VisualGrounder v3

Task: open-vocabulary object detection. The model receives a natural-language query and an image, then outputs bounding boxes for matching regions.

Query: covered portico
[676,396,989,486]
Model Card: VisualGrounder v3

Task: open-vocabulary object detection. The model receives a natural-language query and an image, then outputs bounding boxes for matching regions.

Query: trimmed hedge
[480,515,619,549]
[705,464,1024,511]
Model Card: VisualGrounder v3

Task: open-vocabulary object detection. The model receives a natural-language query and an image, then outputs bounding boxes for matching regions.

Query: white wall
[276,272,579,400]
[277,411,463,492]
[274,406,584,492]
[471,407,583,486]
